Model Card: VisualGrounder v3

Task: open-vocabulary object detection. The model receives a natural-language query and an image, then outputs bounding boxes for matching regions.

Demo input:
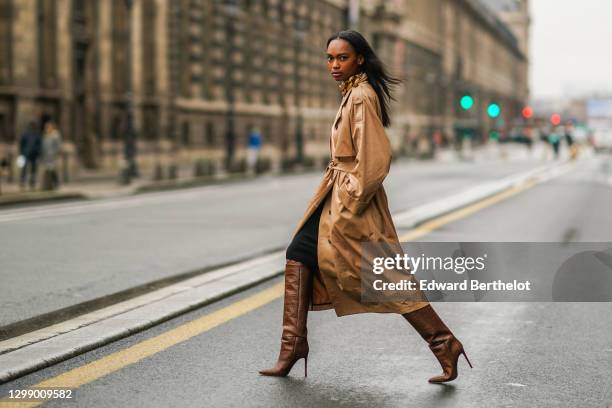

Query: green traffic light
[460,95,474,110]
[487,103,501,118]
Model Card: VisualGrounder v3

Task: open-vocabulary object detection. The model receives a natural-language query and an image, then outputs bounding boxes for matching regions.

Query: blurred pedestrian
[260,29,471,384]
[417,133,433,159]
[523,127,533,150]
[18,121,42,190]
[564,122,578,160]
[433,130,443,148]
[461,132,474,161]
[548,127,562,159]
[564,123,574,147]
[41,121,63,190]
[246,126,262,174]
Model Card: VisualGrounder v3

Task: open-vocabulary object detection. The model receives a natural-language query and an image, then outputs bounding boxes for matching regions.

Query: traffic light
[487,103,501,118]
[550,113,561,126]
[522,106,533,119]
[460,95,474,110]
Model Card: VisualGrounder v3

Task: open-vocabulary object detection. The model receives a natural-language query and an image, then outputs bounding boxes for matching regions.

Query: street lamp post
[120,0,138,185]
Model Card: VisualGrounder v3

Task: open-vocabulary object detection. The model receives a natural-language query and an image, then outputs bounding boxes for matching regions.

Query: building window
[142,0,156,97]
[176,0,191,98]
[181,121,190,145]
[0,0,13,85]
[143,107,159,140]
[205,122,215,147]
[38,0,57,88]
[111,116,122,141]
[112,0,129,94]
[73,0,85,22]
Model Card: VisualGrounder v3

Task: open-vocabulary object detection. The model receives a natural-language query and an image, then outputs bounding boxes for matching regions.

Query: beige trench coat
[291,74,430,317]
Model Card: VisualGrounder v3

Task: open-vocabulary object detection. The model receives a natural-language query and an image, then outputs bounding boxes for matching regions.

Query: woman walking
[259,30,471,383]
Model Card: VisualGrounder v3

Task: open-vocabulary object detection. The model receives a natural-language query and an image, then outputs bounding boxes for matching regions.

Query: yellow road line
[399,179,537,241]
[0,282,284,407]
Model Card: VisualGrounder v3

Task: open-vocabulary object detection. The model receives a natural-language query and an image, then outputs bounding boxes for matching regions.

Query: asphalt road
[0,149,551,328]
[1,152,610,407]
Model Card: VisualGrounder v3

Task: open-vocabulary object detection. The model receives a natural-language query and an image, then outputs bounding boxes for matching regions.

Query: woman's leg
[402,305,472,383]
[285,203,324,274]
[259,204,323,377]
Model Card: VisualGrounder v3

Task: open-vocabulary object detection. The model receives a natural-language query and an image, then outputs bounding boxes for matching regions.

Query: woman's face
[326,38,363,82]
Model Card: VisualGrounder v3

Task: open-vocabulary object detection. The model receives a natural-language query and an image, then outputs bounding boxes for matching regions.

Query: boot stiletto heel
[461,350,473,368]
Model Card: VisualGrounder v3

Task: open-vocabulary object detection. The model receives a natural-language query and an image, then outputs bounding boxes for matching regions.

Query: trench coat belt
[326,159,354,173]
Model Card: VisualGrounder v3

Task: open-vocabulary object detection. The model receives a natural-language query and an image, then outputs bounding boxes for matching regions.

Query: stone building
[0,0,528,179]
[365,0,529,149]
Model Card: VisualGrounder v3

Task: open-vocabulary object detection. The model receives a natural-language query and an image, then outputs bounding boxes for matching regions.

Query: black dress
[285,202,324,273]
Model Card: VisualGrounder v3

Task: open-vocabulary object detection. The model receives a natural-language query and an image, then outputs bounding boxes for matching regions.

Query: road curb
[0,158,570,384]
[0,191,87,208]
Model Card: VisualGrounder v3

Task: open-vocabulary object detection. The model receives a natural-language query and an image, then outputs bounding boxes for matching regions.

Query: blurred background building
[0,0,529,178]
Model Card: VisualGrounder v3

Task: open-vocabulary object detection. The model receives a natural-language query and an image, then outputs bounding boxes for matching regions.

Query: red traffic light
[522,106,533,119]
[550,113,561,126]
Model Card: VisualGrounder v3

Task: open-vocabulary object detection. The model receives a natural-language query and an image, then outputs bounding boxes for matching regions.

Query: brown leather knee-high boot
[403,305,472,383]
[259,259,312,377]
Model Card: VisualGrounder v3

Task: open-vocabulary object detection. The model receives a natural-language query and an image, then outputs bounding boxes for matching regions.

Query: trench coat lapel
[331,87,356,158]
[331,88,353,131]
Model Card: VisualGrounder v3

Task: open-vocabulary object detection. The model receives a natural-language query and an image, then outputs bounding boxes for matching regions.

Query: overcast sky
[530,0,612,99]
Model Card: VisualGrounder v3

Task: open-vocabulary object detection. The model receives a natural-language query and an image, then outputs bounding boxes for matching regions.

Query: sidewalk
[0,142,558,208]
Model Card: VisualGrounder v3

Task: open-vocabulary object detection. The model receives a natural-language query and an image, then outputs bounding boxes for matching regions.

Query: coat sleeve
[337,93,392,215]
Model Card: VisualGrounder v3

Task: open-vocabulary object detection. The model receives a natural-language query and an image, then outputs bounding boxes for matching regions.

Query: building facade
[0,0,529,178]
[369,0,529,149]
